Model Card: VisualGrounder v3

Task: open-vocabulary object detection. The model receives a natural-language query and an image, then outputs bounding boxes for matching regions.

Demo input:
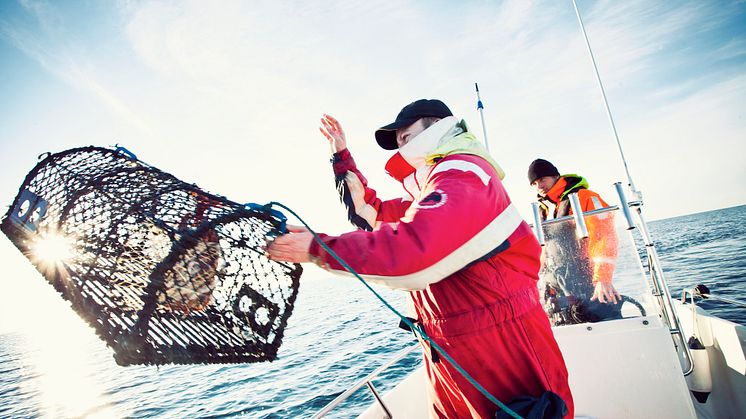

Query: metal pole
[366,381,392,419]
[692,286,746,308]
[571,0,640,200]
[313,344,418,418]
[475,83,490,153]
[531,202,546,246]
[572,0,692,377]
[700,294,746,308]
[614,182,636,230]
[568,193,589,239]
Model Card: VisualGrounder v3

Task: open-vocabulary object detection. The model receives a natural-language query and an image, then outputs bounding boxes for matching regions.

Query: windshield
[537,207,654,327]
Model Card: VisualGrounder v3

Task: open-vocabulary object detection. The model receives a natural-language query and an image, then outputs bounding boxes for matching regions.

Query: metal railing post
[568,193,589,239]
[366,381,392,419]
[531,202,546,246]
[613,182,636,230]
[313,344,418,418]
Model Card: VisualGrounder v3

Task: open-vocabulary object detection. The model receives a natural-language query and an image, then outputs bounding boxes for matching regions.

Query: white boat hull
[358,303,745,418]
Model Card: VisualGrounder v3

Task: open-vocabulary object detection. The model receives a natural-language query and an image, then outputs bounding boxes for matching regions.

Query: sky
[0,1,745,331]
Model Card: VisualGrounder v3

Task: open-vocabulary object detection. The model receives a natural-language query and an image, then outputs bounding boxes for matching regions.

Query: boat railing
[312,343,420,418]
[530,184,695,375]
[570,0,695,375]
[627,197,695,375]
[532,204,620,227]
[615,184,695,375]
[318,182,706,418]
[682,284,746,309]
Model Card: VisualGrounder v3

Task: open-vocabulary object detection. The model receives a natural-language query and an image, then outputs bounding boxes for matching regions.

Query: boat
[315,198,746,418]
[311,2,746,418]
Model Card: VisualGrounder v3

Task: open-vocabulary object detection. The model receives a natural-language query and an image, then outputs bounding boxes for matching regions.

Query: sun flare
[33,233,73,262]
[29,231,76,275]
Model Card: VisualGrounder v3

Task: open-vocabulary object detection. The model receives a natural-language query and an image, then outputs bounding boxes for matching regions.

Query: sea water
[1,205,744,418]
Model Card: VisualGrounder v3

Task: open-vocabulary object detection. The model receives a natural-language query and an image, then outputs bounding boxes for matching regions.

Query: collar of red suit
[384,116,461,182]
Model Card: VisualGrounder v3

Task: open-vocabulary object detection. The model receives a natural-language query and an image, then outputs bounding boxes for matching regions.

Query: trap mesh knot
[1,146,302,366]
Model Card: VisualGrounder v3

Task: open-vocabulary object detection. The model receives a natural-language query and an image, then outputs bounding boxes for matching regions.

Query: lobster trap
[1,146,302,366]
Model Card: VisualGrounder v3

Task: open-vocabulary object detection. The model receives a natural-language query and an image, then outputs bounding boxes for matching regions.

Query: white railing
[313,343,420,418]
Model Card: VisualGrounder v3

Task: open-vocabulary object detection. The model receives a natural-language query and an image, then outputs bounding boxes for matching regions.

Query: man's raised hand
[319,114,347,153]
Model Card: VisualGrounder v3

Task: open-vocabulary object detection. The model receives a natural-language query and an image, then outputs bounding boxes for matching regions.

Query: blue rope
[266,201,522,419]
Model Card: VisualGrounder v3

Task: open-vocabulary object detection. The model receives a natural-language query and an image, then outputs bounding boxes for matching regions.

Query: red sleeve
[310,155,525,290]
[333,148,410,230]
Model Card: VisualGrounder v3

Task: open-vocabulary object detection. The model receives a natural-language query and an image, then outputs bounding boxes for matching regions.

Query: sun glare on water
[6,235,126,417]
[21,324,123,418]
[5,231,125,416]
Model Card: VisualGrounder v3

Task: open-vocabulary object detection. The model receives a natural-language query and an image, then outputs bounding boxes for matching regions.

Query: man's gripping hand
[267,225,313,263]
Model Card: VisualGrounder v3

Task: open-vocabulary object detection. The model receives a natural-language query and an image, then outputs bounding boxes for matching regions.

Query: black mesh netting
[1,146,302,366]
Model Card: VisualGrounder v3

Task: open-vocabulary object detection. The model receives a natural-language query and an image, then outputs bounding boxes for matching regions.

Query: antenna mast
[475,83,491,153]
[572,0,641,199]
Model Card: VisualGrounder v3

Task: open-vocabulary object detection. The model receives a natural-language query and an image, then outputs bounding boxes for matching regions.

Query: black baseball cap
[375,99,453,150]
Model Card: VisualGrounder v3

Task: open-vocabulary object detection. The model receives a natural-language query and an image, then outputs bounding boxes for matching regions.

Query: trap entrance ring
[2,146,302,365]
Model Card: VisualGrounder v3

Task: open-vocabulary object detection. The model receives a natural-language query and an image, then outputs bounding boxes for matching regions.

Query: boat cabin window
[536,206,653,327]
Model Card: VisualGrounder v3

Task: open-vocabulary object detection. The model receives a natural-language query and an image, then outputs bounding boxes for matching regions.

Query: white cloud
[2,0,744,225]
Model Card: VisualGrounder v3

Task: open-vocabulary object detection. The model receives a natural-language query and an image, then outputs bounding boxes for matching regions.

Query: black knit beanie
[527,159,560,184]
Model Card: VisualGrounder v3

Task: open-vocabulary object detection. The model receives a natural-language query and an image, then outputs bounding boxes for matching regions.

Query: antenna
[474,83,491,153]
[572,0,641,200]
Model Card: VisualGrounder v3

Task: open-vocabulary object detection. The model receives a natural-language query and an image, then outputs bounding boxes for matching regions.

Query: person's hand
[266,225,313,263]
[319,114,347,153]
[591,282,621,304]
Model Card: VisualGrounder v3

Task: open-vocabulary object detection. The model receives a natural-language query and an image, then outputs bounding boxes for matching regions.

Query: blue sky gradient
[0,0,745,343]
[1,0,745,235]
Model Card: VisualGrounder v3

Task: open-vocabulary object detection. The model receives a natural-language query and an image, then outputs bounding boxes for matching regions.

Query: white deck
[358,304,746,418]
